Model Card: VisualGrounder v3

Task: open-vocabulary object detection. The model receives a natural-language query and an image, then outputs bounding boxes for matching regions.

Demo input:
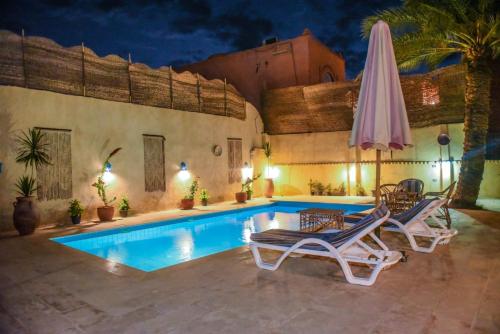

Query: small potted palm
[92,148,121,221]
[180,178,199,210]
[13,128,50,235]
[199,189,209,206]
[13,175,40,235]
[242,174,261,200]
[68,199,84,224]
[118,197,130,217]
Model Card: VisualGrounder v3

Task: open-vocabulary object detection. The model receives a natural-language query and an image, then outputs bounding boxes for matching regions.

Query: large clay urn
[235,191,247,203]
[13,196,40,236]
[264,178,274,198]
[97,206,115,221]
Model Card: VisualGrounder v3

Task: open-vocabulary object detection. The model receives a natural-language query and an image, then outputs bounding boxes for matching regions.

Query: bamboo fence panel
[23,36,83,95]
[0,30,24,86]
[0,31,246,119]
[84,50,129,102]
[130,64,171,107]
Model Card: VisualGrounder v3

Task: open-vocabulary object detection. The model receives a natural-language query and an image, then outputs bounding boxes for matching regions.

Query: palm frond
[15,175,37,197]
[398,48,460,72]
[15,128,51,171]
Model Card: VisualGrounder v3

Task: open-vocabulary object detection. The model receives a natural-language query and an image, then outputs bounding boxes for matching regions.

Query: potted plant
[263,142,274,198]
[13,128,50,235]
[199,189,209,206]
[235,189,247,203]
[181,178,199,210]
[92,147,121,221]
[308,179,315,195]
[356,184,367,196]
[13,176,40,235]
[332,183,347,196]
[325,183,333,196]
[118,197,130,217]
[242,174,261,200]
[68,199,84,224]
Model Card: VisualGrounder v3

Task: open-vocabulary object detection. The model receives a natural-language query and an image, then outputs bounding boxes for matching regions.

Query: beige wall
[0,86,263,230]
[267,125,500,198]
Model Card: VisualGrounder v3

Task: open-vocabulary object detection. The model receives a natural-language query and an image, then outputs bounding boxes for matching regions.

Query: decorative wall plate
[212,145,222,156]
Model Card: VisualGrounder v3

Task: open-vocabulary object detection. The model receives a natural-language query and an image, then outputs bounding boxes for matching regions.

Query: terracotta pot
[201,199,208,206]
[70,215,81,225]
[119,210,128,218]
[264,178,274,198]
[181,199,194,210]
[97,206,114,221]
[13,196,40,236]
[235,192,247,203]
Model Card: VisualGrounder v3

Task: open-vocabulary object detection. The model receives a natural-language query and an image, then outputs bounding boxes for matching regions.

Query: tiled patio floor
[0,197,499,333]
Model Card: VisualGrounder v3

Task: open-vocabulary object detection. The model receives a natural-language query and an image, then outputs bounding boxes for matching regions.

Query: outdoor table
[298,208,344,232]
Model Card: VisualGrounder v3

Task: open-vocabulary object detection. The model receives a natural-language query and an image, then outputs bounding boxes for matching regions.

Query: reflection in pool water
[53,202,371,272]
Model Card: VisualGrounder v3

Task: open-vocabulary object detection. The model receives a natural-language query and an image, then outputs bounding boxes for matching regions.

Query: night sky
[1,0,402,79]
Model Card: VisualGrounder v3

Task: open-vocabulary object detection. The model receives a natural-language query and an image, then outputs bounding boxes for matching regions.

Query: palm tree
[363,0,499,208]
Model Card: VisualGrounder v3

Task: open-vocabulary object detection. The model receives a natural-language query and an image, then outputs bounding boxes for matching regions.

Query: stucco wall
[179,31,345,110]
[0,86,263,230]
[268,124,500,198]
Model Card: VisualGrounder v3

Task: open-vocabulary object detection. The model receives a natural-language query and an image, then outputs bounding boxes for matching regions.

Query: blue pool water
[52,201,372,272]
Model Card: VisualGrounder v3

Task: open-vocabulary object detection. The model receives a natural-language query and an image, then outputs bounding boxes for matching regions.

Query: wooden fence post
[224,78,228,116]
[169,66,174,109]
[128,53,132,103]
[21,29,27,88]
[81,42,86,96]
[196,73,201,112]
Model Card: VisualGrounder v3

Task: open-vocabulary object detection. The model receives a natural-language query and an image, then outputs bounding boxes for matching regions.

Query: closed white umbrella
[349,20,412,205]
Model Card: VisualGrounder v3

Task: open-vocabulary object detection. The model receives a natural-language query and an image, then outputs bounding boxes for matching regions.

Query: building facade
[178,29,345,110]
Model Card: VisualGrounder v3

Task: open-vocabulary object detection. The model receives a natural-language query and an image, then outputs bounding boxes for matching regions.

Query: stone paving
[0,198,499,333]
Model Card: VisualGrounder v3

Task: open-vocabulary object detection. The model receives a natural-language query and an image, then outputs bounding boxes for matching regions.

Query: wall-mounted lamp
[178,161,190,181]
[102,162,114,184]
[105,162,112,172]
[241,162,254,181]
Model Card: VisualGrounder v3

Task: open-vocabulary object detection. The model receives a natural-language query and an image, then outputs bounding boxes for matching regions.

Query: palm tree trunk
[452,62,491,208]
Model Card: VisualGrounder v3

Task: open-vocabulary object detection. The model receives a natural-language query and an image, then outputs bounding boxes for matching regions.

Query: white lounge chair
[249,205,402,286]
[346,198,458,253]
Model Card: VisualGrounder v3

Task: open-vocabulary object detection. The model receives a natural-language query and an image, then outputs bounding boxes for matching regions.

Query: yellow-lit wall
[265,125,500,198]
[0,86,263,230]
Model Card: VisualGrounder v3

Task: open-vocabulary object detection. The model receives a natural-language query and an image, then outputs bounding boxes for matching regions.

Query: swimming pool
[52,201,372,272]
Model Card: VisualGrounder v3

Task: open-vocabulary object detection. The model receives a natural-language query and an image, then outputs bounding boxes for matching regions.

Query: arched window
[322,71,335,83]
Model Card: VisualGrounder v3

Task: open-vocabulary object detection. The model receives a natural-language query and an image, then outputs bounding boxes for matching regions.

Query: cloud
[169,1,273,51]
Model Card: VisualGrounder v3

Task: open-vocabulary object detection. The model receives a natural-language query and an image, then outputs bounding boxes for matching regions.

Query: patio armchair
[396,178,425,200]
[249,205,402,286]
[424,181,456,228]
[382,178,425,213]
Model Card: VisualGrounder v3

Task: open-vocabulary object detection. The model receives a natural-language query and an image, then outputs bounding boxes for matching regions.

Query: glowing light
[243,228,252,242]
[178,170,190,181]
[102,171,115,184]
[442,161,451,181]
[178,232,194,261]
[265,166,280,179]
[349,165,356,181]
[422,81,440,106]
[269,219,279,229]
[242,162,254,181]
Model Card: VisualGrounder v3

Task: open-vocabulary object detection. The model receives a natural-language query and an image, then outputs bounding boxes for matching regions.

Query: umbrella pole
[375,149,381,237]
